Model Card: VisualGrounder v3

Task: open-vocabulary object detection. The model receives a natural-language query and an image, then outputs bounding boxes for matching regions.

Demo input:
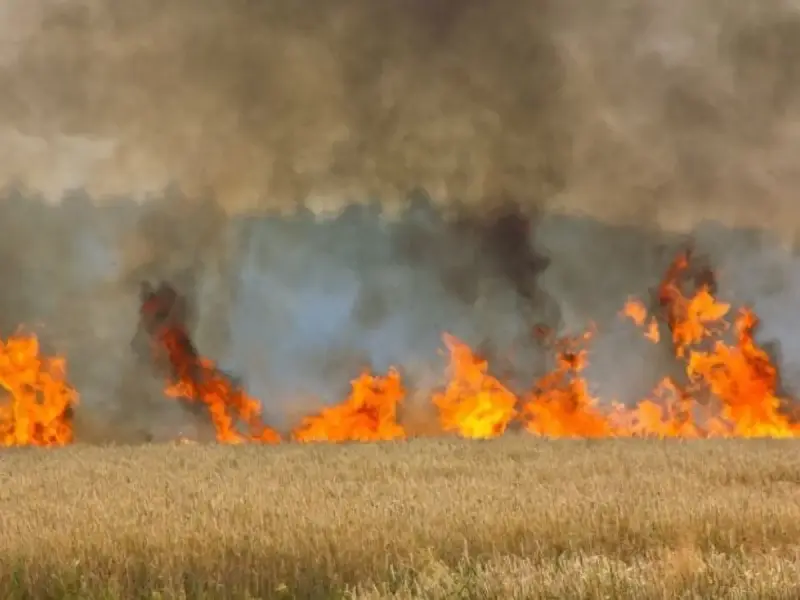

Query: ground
[2,438,800,599]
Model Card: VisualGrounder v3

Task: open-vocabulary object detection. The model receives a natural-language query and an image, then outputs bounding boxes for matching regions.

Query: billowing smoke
[1,0,800,440]
[2,0,800,228]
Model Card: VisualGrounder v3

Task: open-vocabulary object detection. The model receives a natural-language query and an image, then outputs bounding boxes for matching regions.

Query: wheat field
[2,438,800,599]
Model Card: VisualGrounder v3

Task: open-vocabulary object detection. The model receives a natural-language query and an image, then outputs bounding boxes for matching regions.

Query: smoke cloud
[2,0,800,439]
[1,0,798,229]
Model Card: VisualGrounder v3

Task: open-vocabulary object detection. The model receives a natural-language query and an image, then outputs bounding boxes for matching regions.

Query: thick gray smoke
[2,0,800,440]
[2,0,800,230]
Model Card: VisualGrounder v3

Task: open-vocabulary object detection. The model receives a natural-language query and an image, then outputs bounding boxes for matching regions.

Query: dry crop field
[1,438,799,599]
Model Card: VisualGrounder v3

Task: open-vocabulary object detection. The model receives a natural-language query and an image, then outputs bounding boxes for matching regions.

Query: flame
[432,333,517,439]
[686,309,800,438]
[622,299,660,343]
[292,369,406,442]
[655,250,727,355]
[138,282,279,444]
[616,251,799,438]
[0,334,77,446]
[521,329,614,438]
[8,248,800,447]
[158,326,280,444]
[609,378,706,439]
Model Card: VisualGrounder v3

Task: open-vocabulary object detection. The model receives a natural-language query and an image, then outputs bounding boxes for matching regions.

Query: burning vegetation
[0,334,76,446]
[2,250,800,446]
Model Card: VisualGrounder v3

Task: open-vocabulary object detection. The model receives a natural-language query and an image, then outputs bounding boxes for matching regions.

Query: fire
[6,249,800,447]
[654,250,726,356]
[292,369,406,442]
[0,334,77,447]
[521,329,613,438]
[610,378,706,439]
[157,327,280,444]
[618,252,800,438]
[140,281,279,444]
[622,300,660,343]
[432,334,517,439]
[445,246,800,439]
[686,309,800,438]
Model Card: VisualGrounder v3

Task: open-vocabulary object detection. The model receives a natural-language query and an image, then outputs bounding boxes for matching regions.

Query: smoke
[2,0,800,439]
[0,0,799,229]
[222,198,560,430]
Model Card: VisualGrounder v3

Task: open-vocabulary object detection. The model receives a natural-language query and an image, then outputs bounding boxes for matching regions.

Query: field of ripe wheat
[2,438,800,599]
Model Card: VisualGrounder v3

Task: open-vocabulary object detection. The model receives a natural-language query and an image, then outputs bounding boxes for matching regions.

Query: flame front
[613,250,800,438]
[0,334,76,447]
[435,248,800,439]
[292,369,406,442]
[6,249,800,447]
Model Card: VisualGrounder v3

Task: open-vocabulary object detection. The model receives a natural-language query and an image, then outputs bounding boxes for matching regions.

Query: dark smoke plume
[2,1,800,232]
[2,1,800,439]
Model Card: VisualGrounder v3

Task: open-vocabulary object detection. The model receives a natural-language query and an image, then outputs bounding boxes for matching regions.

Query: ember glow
[2,250,800,446]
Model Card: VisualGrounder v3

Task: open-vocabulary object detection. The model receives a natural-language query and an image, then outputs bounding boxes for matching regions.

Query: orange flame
[617,251,799,438]
[292,369,406,442]
[0,334,77,446]
[8,249,800,446]
[157,326,280,444]
[622,299,660,343]
[609,378,706,439]
[432,334,517,439]
[687,309,800,438]
[655,250,726,355]
[521,329,613,438]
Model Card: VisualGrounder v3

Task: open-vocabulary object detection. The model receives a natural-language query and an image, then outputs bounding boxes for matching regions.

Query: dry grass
[2,438,800,599]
